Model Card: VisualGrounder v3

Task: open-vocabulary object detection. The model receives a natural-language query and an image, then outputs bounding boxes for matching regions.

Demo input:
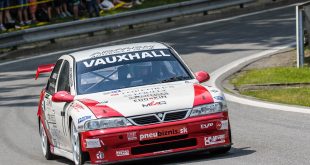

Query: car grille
[128,109,190,125]
[131,115,160,125]
[164,110,189,122]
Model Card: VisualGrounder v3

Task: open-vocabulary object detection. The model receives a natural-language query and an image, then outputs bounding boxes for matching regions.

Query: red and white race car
[36,42,232,165]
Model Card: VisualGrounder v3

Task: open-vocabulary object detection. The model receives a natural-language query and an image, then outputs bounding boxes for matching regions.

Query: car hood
[76,81,215,117]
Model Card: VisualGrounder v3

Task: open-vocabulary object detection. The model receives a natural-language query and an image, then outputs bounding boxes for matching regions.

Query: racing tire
[39,120,54,160]
[71,122,85,165]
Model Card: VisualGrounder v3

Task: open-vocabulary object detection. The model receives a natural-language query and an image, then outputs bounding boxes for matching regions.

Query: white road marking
[0,3,298,66]
[209,43,310,114]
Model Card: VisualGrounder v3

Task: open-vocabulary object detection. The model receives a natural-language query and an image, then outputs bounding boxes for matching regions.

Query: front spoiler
[84,144,232,165]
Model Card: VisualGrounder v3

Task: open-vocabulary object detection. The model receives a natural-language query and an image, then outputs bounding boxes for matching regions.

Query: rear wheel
[71,122,85,165]
[39,120,54,160]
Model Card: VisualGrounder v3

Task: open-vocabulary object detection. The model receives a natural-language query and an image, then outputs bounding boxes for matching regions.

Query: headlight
[190,103,227,117]
[84,117,132,131]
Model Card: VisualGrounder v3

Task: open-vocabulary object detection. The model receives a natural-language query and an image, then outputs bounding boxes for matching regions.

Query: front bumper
[80,112,231,164]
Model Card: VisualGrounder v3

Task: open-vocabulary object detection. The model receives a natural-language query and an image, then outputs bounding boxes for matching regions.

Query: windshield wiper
[161,76,191,83]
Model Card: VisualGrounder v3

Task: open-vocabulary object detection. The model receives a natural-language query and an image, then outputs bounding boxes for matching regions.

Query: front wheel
[71,122,85,165]
[39,120,54,160]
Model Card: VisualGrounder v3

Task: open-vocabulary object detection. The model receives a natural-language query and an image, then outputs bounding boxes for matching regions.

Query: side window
[46,60,63,94]
[57,61,70,93]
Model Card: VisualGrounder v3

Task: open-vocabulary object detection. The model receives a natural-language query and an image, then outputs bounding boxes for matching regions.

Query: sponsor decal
[89,45,155,58]
[127,132,138,141]
[210,89,219,93]
[78,116,91,123]
[139,125,188,141]
[46,99,52,108]
[50,125,61,146]
[153,150,172,154]
[218,120,228,130]
[111,90,121,93]
[116,86,172,103]
[216,122,222,130]
[41,101,45,111]
[201,123,214,129]
[86,139,101,148]
[50,124,61,139]
[116,150,130,157]
[83,50,171,68]
[47,114,56,123]
[201,121,228,130]
[96,101,109,106]
[204,134,225,146]
[133,95,167,102]
[142,101,167,107]
[96,151,105,160]
[213,96,224,101]
[109,90,121,96]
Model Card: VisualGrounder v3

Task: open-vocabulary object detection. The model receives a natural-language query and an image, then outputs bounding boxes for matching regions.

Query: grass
[241,88,310,107]
[231,66,310,107]
[0,0,190,34]
[231,67,310,87]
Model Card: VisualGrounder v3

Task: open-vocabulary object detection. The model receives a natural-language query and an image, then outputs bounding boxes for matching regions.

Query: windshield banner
[78,49,174,70]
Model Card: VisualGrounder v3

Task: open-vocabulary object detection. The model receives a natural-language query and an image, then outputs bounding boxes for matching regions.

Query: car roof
[69,42,170,62]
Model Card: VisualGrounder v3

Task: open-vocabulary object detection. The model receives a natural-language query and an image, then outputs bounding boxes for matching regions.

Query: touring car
[36,42,232,165]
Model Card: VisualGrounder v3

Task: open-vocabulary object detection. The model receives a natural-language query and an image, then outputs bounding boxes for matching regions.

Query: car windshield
[76,49,192,95]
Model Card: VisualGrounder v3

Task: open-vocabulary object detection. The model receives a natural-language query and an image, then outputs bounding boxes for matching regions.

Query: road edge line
[209,43,310,114]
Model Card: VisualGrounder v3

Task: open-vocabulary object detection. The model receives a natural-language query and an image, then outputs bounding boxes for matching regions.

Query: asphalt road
[1,5,309,165]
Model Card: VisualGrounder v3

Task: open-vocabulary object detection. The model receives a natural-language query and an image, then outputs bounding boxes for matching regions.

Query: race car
[36,42,232,165]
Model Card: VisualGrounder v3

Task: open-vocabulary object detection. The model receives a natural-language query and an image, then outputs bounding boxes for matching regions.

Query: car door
[53,60,72,151]
[43,59,63,148]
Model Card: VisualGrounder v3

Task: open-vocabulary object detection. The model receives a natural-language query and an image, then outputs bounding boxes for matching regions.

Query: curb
[208,43,310,114]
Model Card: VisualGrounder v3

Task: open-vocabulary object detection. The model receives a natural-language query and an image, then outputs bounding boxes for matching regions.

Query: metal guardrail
[0,0,255,49]
[296,1,310,68]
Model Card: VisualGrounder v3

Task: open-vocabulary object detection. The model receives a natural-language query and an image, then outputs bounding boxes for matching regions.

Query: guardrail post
[88,32,94,37]
[296,5,304,68]
[11,46,17,51]
[50,39,56,44]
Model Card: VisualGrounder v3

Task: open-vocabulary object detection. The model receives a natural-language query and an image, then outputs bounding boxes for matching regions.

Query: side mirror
[195,71,210,83]
[35,64,55,80]
[52,91,74,103]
